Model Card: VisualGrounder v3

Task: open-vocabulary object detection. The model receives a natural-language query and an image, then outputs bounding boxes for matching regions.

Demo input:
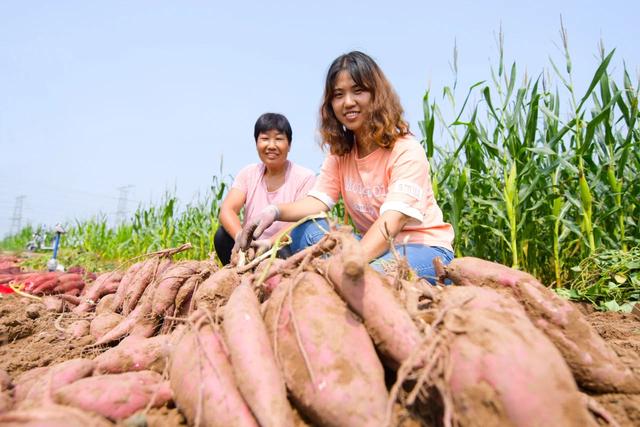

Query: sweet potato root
[95,294,115,315]
[170,319,258,427]
[94,335,170,375]
[264,272,389,426]
[194,267,240,313]
[324,252,421,368]
[53,370,172,421]
[90,312,124,341]
[151,261,201,317]
[0,404,112,427]
[67,320,90,338]
[123,257,170,316]
[412,286,598,427]
[444,257,640,393]
[110,260,145,313]
[224,280,294,427]
[15,359,95,406]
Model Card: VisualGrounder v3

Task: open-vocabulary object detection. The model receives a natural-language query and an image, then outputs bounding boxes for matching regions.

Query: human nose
[344,92,356,107]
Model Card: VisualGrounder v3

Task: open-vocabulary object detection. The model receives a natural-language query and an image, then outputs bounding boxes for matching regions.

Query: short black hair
[254,113,292,144]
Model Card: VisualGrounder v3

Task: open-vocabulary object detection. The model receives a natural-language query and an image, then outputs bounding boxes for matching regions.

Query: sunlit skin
[219,130,291,242]
[274,70,410,261]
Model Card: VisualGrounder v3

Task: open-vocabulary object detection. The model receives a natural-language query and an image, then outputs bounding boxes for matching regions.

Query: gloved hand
[237,205,280,250]
[250,238,273,257]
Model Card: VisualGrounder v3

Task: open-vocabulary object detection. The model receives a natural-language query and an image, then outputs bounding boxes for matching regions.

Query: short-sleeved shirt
[232,161,316,240]
[308,135,454,250]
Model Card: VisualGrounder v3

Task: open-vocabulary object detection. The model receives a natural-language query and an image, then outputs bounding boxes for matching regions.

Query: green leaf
[577,49,615,112]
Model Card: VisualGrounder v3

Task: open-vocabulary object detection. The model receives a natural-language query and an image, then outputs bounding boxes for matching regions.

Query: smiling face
[256,129,290,170]
[330,70,372,136]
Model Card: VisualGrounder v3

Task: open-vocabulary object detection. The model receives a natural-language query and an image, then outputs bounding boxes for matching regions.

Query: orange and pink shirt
[232,161,316,240]
[308,136,454,250]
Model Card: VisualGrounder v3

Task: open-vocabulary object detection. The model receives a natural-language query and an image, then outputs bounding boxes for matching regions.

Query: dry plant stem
[254,234,337,287]
[236,247,279,274]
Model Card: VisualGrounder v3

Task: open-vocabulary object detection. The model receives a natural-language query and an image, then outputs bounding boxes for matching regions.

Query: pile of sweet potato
[0,230,636,426]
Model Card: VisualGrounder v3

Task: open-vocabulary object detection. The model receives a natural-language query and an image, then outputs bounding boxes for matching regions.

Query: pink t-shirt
[308,135,454,250]
[232,161,316,239]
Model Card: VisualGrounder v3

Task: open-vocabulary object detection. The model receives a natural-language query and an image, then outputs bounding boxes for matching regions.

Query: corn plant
[421,26,640,294]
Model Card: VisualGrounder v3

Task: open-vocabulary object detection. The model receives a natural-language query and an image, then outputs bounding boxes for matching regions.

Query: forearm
[276,196,329,222]
[219,208,242,239]
[359,211,410,262]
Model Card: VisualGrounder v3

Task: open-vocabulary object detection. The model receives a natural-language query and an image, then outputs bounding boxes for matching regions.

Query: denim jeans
[289,218,454,284]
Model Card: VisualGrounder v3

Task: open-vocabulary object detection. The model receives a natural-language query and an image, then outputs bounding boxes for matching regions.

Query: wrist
[268,204,280,220]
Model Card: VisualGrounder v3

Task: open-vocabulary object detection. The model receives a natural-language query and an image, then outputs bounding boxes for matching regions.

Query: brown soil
[0,291,638,426]
[586,311,640,427]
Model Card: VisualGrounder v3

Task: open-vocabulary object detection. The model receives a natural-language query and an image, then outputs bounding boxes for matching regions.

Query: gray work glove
[237,205,280,250]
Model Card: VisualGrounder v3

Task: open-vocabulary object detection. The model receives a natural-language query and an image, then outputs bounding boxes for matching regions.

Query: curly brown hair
[320,51,409,156]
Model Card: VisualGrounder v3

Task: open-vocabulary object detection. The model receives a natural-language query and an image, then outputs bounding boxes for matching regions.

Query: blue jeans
[289,219,454,284]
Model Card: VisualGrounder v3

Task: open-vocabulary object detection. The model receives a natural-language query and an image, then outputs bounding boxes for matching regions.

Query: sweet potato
[94,277,159,345]
[94,335,170,374]
[0,369,11,392]
[264,272,389,426]
[324,252,421,368]
[95,294,115,315]
[53,371,172,421]
[0,404,112,427]
[16,359,95,406]
[90,312,123,341]
[67,320,90,338]
[170,319,258,427]
[417,286,598,427]
[41,295,64,312]
[174,274,201,316]
[151,261,201,317]
[194,267,240,314]
[444,257,640,393]
[224,280,294,427]
[0,391,12,413]
[74,271,120,313]
[0,370,11,413]
[110,260,145,313]
[123,258,171,315]
[12,368,48,403]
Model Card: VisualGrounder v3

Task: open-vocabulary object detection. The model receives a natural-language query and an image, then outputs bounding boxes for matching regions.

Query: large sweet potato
[0,404,112,427]
[194,267,240,314]
[123,257,170,315]
[443,257,640,393]
[15,359,95,406]
[418,286,598,427]
[324,251,421,368]
[94,335,170,374]
[110,260,145,313]
[90,312,123,341]
[224,280,294,427]
[264,272,389,426]
[53,371,172,421]
[170,319,258,427]
[151,261,201,317]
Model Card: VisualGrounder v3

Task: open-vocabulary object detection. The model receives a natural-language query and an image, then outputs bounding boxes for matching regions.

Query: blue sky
[1,1,638,237]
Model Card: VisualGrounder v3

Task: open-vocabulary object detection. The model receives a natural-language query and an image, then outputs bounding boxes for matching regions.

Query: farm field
[1,36,639,426]
[0,239,639,426]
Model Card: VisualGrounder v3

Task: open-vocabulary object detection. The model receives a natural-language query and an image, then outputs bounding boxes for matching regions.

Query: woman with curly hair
[239,51,454,282]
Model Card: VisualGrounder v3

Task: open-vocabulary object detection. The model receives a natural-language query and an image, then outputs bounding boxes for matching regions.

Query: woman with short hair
[215,113,315,265]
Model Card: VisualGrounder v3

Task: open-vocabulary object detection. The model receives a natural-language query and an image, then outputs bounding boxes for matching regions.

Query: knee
[289,219,329,253]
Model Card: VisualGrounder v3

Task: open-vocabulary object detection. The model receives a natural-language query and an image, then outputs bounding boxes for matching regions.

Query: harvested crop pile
[0,234,638,426]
